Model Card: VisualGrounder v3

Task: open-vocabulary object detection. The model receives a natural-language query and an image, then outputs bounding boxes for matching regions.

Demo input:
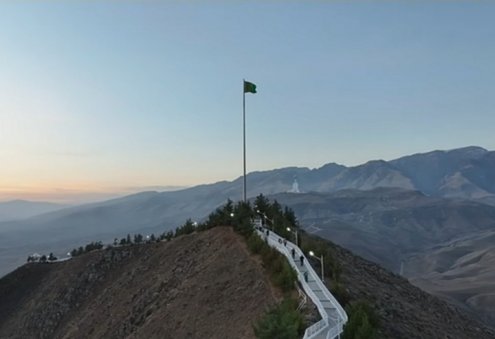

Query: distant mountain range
[272,188,495,270]
[247,145,495,201]
[0,200,68,223]
[1,146,494,274]
[1,145,495,327]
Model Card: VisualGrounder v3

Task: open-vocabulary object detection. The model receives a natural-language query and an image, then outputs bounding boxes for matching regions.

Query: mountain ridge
[0,200,69,223]
[1,145,495,278]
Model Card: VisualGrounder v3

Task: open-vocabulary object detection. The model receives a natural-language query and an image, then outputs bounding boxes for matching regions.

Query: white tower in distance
[289,176,300,193]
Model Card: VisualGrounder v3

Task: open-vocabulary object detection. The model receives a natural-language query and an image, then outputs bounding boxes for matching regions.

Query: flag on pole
[244,80,257,94]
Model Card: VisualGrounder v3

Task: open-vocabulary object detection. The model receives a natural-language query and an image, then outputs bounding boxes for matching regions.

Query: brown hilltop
[2,225,495,339]
[0,227,280,339]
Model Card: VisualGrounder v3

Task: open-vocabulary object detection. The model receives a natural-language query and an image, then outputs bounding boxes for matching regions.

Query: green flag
[244,80,257,94]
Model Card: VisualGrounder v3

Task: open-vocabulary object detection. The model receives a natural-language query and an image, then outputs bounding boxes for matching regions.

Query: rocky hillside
[0,227,281,339]
[274,189,495,328]
[309,233,495,339]
[406,230,495,327]
[2,225,494,338]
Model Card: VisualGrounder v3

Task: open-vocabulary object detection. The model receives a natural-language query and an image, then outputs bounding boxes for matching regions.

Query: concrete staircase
[256,225,348,339]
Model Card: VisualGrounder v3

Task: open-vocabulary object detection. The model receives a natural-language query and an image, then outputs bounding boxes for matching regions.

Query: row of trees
[200,197,304,339]
[70,241,104,257]
[71,232,164,257]
[27,252,57,263]
[114,233,159,247]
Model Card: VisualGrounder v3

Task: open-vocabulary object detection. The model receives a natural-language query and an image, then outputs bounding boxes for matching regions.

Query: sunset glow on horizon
[1,2,494,203]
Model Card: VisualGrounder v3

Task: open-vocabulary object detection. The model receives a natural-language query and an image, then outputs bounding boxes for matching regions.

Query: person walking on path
[291,248,295,259]
[304,271,308,282]
[299,255,304,267]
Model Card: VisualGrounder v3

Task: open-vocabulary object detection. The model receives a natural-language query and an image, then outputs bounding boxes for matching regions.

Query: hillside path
[255,225,347,339]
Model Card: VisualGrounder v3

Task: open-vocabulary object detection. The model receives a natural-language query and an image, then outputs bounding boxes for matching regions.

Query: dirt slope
[316,234,495,339]
[3,224,494,339]
[0,227,279,339]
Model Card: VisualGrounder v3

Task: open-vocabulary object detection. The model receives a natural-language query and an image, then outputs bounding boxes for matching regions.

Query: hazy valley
[2,146,495,329]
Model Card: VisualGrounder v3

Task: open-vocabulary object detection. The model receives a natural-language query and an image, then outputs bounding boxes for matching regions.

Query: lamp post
[309,250,324,282]
[286,227,298,247]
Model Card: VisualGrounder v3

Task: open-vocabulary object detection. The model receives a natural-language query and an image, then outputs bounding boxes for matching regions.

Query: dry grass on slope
[0,227,281,339]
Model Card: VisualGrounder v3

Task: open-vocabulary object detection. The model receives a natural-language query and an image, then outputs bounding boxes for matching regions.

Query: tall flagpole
[243,79,247,202]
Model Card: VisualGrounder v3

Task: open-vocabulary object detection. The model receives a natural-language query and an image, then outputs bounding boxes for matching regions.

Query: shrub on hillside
[175,219,196,237]
[133,234,143,243]
[274,261,297,293]
[85,241,103,252]
[70,241,103,257]
[254,299,304,339]
[331,281,350,307]
[342,300,379,339]
[247,233,265,254]
[247,233,297,294]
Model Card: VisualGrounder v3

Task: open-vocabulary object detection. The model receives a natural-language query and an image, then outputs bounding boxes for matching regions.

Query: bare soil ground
[0,227,280,339]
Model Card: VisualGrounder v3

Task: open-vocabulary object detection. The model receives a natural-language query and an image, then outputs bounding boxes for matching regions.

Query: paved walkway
[256,226,347,339]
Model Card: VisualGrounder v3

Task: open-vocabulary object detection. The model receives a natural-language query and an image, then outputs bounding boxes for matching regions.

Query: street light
[286,227,298,246]
[230,212,235,217]
[309,250,324,282]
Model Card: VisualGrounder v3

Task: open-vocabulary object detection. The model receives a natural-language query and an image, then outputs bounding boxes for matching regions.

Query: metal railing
[303,318,328,338]
[296,244,348,325]
[296,283,307,312]
[256,227,347,339]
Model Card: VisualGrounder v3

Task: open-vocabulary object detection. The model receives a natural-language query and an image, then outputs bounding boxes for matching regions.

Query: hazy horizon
[0,184,188,205]
[1,144,492,204]
[1,2,494,203]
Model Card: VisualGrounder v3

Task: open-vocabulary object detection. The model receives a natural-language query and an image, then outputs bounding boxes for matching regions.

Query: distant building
[289,177,300,193]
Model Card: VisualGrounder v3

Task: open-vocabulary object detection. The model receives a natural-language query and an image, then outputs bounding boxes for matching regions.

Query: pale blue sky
[0,2,494,202]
